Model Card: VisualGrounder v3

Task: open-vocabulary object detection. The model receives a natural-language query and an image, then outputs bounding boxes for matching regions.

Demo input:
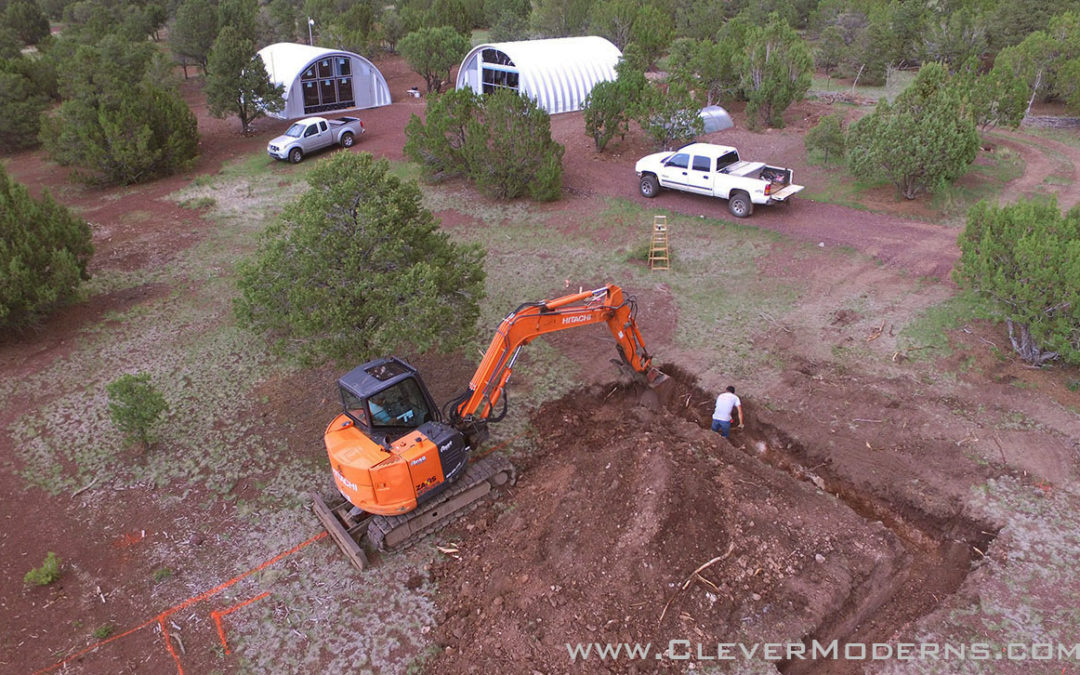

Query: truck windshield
[284,123,305,138]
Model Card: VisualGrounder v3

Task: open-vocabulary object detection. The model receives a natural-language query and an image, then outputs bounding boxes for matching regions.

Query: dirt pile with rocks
[427,376,907,672]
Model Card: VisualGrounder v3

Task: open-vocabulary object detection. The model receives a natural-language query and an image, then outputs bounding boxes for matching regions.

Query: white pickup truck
[635,142,803,217]
[267,116,365,164]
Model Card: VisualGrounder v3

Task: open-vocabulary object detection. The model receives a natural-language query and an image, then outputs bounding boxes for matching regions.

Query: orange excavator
[312,284,670,570]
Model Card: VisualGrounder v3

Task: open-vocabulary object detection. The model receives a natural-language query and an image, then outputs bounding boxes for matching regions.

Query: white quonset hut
[455,36,622,115]
[256,43,391,119]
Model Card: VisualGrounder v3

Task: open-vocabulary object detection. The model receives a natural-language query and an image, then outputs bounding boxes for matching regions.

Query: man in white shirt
[711,385,744,438]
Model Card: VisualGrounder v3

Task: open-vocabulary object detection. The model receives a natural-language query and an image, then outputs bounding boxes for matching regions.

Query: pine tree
[170,0,219,73]
[399,26,470,93]
[954,198,1080,366]
[846,62,979,200]
[737,12,813,129]
[204,26,283,133]
[235,152,486,366]
[0,165,93,329]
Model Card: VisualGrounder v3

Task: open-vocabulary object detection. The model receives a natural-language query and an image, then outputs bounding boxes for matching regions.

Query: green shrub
[954,197,1080,366]
[0,165,93,330]
[24,552,61,586]
[635,82,704,150]
[152,567,173,583]
[805,113,846,165]
[0,56,52,150]
[42,36,198,185]
[106,373,169,449]
[404,88,564,201]
[236,152,486,365]
[92,624,115,639]
[846,63,979,200]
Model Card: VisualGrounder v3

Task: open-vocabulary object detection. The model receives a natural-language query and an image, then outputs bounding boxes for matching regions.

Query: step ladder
[648,215,670,271]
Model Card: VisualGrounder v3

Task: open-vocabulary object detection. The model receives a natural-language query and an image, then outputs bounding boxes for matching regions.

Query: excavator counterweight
[313,284,669,570]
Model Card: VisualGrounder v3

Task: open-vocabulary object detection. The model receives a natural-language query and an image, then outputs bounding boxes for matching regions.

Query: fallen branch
[853,418,883,423]
[993,436,1007,465]
[659,541,736,625]
[73,478,98,497]
[866,320,885,342]
[759,312,792,333]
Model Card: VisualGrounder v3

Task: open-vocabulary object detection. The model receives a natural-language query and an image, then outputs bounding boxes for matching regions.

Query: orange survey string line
[32,531,328,675]
[211,591,272,655]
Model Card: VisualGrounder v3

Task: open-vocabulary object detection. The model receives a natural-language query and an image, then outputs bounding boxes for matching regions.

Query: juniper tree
[235,152,486,366]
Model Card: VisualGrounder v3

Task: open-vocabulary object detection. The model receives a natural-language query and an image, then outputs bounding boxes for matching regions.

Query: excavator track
[368,455,516,553]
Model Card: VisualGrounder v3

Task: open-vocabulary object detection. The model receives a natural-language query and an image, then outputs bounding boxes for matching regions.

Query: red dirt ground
[3,53,1079,674]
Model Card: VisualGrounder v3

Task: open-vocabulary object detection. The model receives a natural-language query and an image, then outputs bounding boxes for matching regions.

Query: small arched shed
[455,36,622,115]
[257,43,391,119]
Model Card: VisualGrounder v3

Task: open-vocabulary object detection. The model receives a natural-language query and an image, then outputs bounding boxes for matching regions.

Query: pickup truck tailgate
[771,184,804,201]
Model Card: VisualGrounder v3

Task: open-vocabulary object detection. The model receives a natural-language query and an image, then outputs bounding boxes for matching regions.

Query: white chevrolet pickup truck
[267,116,365,164]
[635,142,803,217]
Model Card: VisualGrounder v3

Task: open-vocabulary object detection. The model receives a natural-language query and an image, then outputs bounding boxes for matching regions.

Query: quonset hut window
[481,66,519,94]
[479,49,519,95]
[302,55,357,114]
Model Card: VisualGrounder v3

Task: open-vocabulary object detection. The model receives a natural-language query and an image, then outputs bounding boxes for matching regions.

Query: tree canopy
[170,0,220,73]
[0,164,93,330]
[235,152,487,366]
[204,25,283,133]
[954,198,1080,366]
[737,12,813,129]
[846,62,979,200]
[405,87,565,201]
[398,25,470,93]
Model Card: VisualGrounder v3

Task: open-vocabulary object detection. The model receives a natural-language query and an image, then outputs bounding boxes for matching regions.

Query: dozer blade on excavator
[312,491,373,571]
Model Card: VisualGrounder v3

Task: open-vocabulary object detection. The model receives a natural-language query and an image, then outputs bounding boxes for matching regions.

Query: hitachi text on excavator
[312,284,670,570]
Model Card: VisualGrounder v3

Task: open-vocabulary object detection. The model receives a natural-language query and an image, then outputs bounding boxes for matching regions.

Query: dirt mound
[428,376,907,672]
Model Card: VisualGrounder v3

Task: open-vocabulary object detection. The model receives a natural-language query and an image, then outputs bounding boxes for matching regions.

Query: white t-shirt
[713,392,741,422]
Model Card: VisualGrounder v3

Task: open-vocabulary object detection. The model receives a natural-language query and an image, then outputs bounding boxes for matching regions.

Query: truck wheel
[340,132,354,148]
[639,174,660,198]
[728,191,753,218]
[288,148,303,164]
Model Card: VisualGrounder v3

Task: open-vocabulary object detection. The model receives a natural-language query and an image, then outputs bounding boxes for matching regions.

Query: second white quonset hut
[455,36,622,115]
[256,43,391,119]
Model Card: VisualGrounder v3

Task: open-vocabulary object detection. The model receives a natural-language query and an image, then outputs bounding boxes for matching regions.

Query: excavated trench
[660,367,1000,672]
[429,367,1002,673]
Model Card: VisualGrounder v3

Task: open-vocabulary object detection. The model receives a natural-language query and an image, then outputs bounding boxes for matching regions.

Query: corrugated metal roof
[456,36,622,115]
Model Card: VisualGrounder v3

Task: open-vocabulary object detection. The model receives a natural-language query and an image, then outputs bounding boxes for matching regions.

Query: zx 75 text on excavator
[312,283,670,570]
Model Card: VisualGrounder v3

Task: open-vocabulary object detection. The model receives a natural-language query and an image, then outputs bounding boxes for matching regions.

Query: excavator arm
[451,284,663,423]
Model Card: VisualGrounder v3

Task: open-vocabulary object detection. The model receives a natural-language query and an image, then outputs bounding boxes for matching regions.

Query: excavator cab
[326,357,474,517]
[338,359,437,437]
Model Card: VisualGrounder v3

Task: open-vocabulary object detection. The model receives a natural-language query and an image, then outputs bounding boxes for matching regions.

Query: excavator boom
[456,284,661,421]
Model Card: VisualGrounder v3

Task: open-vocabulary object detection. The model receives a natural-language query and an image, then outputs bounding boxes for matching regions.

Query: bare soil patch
[429,371,998,673]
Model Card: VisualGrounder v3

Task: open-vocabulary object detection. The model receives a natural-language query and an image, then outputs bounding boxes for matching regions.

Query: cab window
[366,378,432,429]
[665,153,690,169]
[692,155,711,172]
[304,125,318,137]
[716,151,739,171]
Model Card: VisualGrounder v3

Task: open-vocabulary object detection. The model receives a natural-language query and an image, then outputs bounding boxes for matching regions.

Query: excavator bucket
[640,366,674,409]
